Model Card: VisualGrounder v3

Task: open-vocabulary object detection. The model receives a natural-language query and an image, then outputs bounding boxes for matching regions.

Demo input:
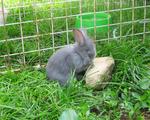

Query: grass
[0,0,150,71]
[0,0,150,119]
[0,39,150,120]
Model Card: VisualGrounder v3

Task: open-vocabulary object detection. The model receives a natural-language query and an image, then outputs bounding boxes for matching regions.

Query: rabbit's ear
[79,28,87,36]
[73,29,85,45]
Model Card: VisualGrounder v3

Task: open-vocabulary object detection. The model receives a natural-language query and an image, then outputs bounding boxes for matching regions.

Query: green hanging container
[75,12,112,33]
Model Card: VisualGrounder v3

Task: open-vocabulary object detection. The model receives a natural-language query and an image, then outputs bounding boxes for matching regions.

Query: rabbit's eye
[88,51,93,58]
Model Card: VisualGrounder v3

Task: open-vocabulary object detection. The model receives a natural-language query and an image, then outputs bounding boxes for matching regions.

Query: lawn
[0,0,150,119]
[0,0,150,70]
[0,39,150,119]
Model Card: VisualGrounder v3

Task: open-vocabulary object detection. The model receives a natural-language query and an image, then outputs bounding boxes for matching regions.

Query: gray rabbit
[46,28,96,86]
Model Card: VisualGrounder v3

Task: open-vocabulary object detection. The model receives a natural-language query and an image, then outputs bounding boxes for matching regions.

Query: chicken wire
[0,0,150,73]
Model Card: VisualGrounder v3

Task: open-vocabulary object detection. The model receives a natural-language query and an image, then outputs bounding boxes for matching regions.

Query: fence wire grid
[0,0,150,72]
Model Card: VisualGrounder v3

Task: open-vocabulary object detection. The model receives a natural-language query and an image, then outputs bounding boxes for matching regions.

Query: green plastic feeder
[75,12,111,33]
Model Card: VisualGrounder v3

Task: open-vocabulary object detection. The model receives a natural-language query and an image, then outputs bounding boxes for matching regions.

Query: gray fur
[46,28,96,86]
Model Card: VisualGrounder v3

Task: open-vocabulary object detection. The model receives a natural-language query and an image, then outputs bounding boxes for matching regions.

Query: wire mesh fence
[0,0,150,72]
